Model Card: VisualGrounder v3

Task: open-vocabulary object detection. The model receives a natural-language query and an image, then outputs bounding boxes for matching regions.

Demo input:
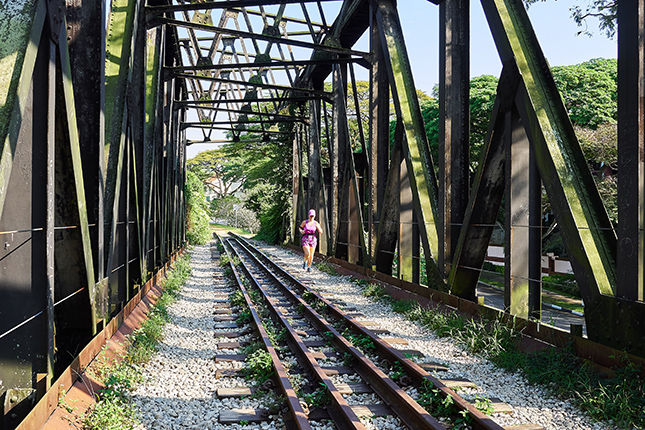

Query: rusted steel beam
[617,0,645,301]
[438,0,469,276]
[375,0,444,289]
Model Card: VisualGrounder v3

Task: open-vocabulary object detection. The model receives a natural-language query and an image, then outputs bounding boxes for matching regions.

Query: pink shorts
[302,235,317,248]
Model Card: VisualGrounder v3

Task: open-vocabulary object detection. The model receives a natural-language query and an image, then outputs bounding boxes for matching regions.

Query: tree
[551,58,617,128]
[524,0,617,38]
[187,148,244,199]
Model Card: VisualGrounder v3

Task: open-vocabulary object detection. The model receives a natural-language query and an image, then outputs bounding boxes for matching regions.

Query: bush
[185,170,211,244]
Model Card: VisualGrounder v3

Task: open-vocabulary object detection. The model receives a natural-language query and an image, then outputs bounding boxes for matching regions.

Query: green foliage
[303,383,331,407]
[229,290,246,308]
[242,349,275,383]
[551,58,617,128]
[541,273,580,298]
[185,170,212,245]
[84,254,191,430]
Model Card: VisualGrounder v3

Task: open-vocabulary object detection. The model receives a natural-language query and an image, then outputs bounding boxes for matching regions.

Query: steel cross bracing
[1,0,645,427]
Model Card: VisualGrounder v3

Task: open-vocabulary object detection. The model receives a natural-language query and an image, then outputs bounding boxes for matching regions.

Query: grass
[81,253,192,430]
[357,280,645,429]
[211,223,253,237]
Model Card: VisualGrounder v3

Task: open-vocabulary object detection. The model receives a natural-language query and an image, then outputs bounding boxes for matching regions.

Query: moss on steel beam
[481,0,617,299]
[376,0,444,289]
[0,0,42,215]
[104,0,136,160]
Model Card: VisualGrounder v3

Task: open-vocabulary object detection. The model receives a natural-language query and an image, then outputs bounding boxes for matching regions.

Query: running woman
[299,209,323,272]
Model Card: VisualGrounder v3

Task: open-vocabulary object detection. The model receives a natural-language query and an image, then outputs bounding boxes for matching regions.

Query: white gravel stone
[132,245,286,430]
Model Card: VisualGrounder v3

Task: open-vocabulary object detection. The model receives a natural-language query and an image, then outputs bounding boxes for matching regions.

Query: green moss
[0,0,37,143]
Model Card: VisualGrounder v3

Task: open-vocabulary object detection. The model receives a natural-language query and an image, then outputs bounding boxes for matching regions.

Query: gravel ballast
[132,242,612,430]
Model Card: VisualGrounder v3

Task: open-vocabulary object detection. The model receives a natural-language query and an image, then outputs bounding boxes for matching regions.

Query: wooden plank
[334,383,373,395]
[219,408,270,423]
[217,341,244,349]
[418,362,449,372]
[310,351,336,359]
[321,366,354,376]
[214,308,232,314]
[356,320,377,326]
[303,340,327,347]
[214,322,240,329]
[368,328,390,335]
[380,337,409,345]
[489,398,513,414]
[350,403,392,417]
[214,354,247,362]
[439,378,478,388]
[503,426,545,430]
[213,315,236,322]
[217,387,255,397]
[215,369,242,379]
[397,349,424,358]
[213,330,248,338]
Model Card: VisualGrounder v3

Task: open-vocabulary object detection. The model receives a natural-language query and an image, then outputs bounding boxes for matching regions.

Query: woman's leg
[306,246,314,267]
[302,246,311,268]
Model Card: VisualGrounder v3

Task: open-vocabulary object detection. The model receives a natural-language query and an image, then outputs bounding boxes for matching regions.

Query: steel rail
[226,238,366,429]
[216,235,312,430]
[231,234,506,430]
[229,236,447,430]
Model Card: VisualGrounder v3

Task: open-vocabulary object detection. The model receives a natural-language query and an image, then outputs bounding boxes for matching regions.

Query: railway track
[212,233,547,430]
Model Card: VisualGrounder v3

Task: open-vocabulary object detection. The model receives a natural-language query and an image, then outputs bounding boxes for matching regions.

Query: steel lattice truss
[1,0,644,427]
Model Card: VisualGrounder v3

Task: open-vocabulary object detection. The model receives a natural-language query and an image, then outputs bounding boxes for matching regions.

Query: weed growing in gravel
[219,254,231,266]
[341,329,376,353]
[303,382,330,407]
[358,276,645,429]
[236,308,252,324]
[83,253,192,430]
[315,262,339,276]
[229,290,246,308]
[242,349,274,383]
[417,380,471,428]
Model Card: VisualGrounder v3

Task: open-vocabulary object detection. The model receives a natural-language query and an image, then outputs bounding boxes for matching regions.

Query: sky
[185,0,617,159]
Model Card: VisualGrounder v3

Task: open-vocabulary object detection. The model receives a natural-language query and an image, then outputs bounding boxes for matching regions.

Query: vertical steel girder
[375,0,444,287]
[449,97,506,301]
[375,122,403,275]
[399,156,419,283]
[504,107,542,319]
[368,5,390,260]
[617,0,645,302]
[438,0,469,277]
[1,0,186,422]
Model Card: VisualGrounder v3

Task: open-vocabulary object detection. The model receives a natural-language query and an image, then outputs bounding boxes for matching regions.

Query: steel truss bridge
[0,0,643,427]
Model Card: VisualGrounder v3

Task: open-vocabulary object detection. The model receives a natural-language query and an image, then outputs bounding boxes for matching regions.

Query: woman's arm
[316,221,323,234]
[299,220,306,234]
